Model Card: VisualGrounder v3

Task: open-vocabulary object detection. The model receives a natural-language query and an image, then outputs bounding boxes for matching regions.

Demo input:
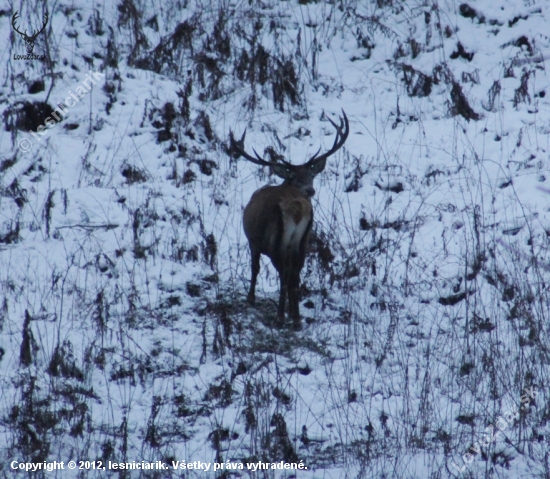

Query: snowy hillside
[1,0,550,477]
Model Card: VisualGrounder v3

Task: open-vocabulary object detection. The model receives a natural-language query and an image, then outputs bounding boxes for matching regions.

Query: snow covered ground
[1,0,550,477]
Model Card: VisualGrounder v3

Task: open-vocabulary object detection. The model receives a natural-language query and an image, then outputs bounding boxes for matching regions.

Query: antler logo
[12,11,48,55]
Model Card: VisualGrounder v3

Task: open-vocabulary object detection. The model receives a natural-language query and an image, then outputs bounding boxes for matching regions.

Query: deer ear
[309,158,327,175]
[271,163,291,179]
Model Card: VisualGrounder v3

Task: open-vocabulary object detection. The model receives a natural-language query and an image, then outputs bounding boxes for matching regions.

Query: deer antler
[229,110,348,169]
[307,110,349,165]
[229,130,291,167]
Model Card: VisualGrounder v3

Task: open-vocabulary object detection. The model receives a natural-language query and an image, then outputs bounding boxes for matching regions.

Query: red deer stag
[230,111,349,329]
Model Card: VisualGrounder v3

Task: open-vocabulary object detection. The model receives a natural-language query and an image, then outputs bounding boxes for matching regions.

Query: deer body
[230,111,349,329]
[243,184,313,325]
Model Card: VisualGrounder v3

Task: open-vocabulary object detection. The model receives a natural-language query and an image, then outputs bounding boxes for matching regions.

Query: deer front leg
[288,272,302,330]
[247,248,261,305]
[277,274,287,324]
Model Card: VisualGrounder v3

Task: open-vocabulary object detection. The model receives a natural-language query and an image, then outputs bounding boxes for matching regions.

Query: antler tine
[307,109,349,165]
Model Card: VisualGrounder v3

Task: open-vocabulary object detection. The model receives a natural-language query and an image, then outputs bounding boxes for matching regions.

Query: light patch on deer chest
[280,198,311,248]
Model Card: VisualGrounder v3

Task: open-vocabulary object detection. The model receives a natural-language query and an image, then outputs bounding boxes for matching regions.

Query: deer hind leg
[247,248,261,305]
